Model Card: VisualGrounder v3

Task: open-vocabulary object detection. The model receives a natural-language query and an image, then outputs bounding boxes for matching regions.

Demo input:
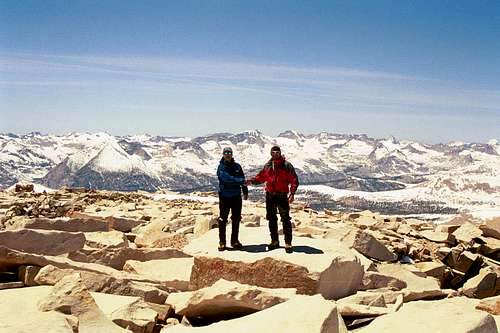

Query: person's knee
[266,213,278,221]
[280,214,291,222]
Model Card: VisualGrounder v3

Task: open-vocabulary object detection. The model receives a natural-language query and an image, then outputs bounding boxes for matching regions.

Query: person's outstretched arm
[241,167,249,199]
[217,165,244,185]
[247,165,267,185]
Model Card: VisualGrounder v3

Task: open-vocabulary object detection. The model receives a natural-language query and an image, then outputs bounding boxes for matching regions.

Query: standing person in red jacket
[246,145,299,253]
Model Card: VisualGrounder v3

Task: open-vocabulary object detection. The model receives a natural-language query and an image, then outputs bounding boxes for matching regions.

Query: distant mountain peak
[84,140,149,174]
[278,130,304,139]
[241,129,262,136]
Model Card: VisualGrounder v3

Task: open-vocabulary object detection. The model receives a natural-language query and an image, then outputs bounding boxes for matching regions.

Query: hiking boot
[231,241,243,250]
[218,242,227,251]
[285,243,293,254]
[268,240,280,251]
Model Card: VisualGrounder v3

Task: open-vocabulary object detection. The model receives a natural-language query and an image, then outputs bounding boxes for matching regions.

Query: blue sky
[0,1,499,143]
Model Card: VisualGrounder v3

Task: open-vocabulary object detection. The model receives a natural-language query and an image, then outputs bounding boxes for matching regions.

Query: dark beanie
[270,145,281,152]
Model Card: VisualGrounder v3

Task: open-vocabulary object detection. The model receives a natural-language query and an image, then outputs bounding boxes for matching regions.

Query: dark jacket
[217,158,249,198]
[251,156,299,194]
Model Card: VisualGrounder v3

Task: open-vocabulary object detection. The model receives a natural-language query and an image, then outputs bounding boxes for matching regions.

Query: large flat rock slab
[0,229,85,255]
[0,285,78,333]
[110,299,159,333]
[67,213,146,233]
[35,265,171,304]
[84,230,130,248]
[183,226,364,300]
[0,246,166,285]
[359,296,498,333]
[166,279,297,318]
[0,245,121,276]
[6,217,110,232]
[476,295,500,315]
[124,258,194,291]
[105,216,144,232]
[162,294,347,333]
[38,273,131,333]
[325,226,397,261]
[376,263,452,301]
[68,247,191,270]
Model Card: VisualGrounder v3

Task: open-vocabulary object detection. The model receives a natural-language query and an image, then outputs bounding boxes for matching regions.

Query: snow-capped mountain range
[1,130,499,217]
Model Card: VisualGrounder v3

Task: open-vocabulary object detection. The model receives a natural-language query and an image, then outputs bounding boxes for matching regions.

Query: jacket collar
[267,156,285,167]
[220,157,235,165]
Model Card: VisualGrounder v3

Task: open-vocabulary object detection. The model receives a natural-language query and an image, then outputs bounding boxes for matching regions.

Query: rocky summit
[0,186,499,332]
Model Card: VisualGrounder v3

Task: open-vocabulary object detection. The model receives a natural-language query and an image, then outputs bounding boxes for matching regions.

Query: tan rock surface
[166,279,297,318]
[193,216,217,237]
[162,294,347,333]
[105,216,144,232]
[360,271,407,291]
[0,229,85,255]
[462,268,498,299]
[0,285,79,333]
[111,299,158,333]
[415,261,447,279]
[68,246,191,270]
[480,217,500,240]
[38,273,131,332]
[419,230,456,244]
[6,216,110,232]
[123,258,194,291]
[184,226,364,300]
[338,290,403,307]
[376,263,452,301]
[478,236,500,260]
[241,214,260,227]
[453,222,483,244]
[325,225,396,261]
[336,303,391,317]
[0,246,168,285]
[476,295,500,315]
[35,265,171,303]
[18,264,41,286]
[359,296,497,333]
[84,230,130,248]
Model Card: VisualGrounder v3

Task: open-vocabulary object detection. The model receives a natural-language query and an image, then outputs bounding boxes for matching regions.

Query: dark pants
[266,192,292,244]
[218,194,242,244]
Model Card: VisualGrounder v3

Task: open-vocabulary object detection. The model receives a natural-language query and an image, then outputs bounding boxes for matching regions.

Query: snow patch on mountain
[85,141,151,174]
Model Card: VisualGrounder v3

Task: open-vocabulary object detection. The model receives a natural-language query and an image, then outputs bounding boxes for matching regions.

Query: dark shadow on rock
[291,245,324,254]
[228,244,324,254]
[232,244,269,253]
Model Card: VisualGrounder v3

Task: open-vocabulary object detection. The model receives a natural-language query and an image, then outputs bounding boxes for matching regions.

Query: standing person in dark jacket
[217,147,248,251]
[246,145,299,253]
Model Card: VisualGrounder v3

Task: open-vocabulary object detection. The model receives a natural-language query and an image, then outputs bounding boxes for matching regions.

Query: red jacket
[251,157,299,194]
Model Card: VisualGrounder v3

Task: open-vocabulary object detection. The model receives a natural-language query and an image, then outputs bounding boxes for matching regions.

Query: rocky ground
[0,184,499,332]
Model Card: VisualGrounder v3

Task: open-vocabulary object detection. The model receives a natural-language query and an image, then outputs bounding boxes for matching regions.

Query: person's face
[271,150,281,160]
[223,151,233,161]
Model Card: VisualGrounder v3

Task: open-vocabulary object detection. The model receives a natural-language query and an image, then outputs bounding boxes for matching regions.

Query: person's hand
[243,194,248,200]
[245,179,252,186]
[288,193,295,203]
